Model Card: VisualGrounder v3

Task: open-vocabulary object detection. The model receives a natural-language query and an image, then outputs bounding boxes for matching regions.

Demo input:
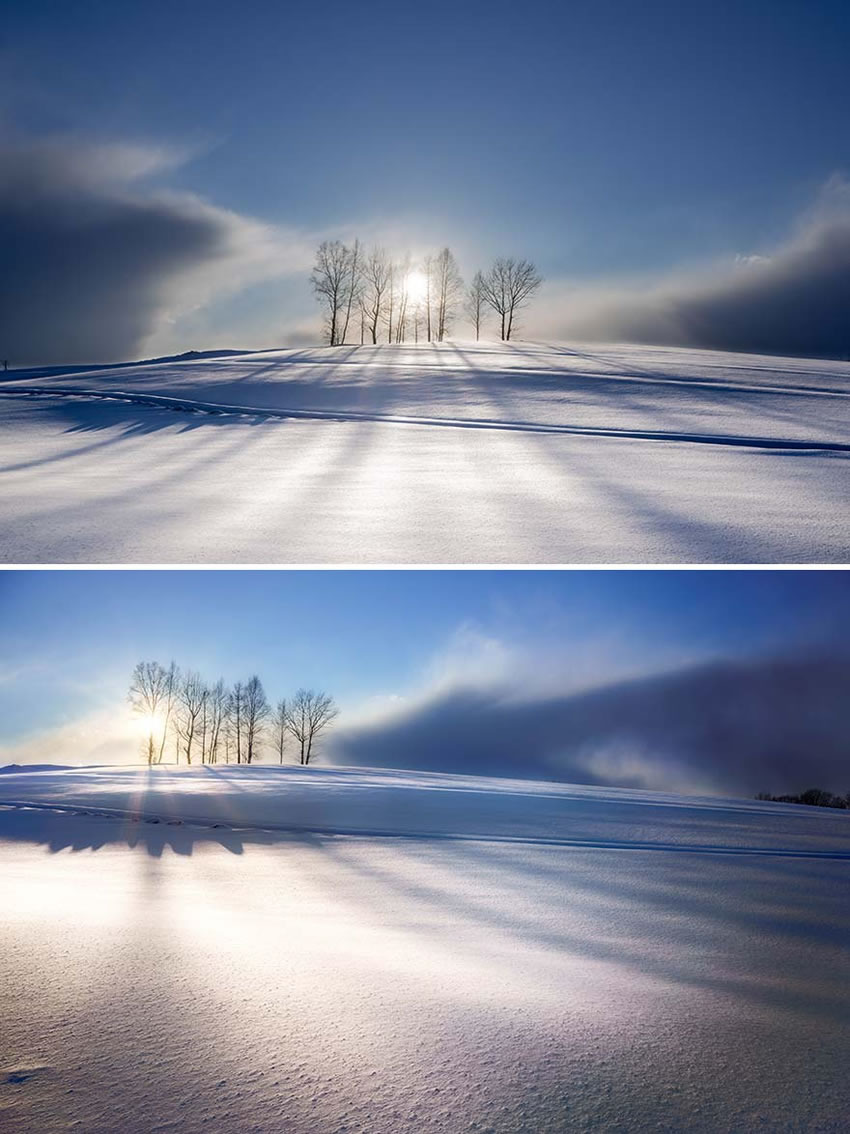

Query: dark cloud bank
[0,136,300,366]
[558,198,850,359]
[329,655,850,797]
[1,139,213,363]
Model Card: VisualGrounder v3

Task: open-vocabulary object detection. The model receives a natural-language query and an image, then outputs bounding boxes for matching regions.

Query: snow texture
[1,340,848,562]
[1,764,848,1133]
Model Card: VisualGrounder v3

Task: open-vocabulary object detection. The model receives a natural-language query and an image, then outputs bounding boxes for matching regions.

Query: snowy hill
[1,764,848,1132]
[1,339,848,562]
[2,762,849,852]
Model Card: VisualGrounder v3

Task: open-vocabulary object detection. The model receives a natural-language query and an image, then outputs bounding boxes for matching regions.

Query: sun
[132,711,163,738]
[405,270,428,305]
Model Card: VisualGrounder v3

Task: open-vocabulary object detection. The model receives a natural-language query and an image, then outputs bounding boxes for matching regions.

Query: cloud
[534,178,850,359]
[0,133,314,365]
[328,653,850,797]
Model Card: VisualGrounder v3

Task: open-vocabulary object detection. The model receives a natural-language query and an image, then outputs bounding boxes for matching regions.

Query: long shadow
[3,788,849,1024]
[543,436,796,562]
[0,401,150,475]
[524,341,850,396]
[0,400,278,540]
[0,397,271,478]
[6,342,850,453]
[309,832,850,1025]
[0,789,245,857]
[10,383,847,453]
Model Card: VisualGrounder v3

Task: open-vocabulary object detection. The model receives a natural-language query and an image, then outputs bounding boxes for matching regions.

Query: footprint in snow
[4,1065,54,1086]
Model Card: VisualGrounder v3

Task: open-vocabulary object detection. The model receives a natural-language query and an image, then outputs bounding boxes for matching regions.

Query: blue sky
[1,569,847,756]
[7,0,849,269]
[4,1,850,360]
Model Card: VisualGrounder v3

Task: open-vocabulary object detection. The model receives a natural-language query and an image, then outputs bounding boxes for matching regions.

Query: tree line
[311,242,542,346]
[756,788,850,810]
[128,661,338,767]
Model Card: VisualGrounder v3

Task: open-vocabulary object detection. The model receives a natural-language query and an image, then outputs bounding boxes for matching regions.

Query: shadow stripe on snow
[1,800,848,858]
[2,386,849,453]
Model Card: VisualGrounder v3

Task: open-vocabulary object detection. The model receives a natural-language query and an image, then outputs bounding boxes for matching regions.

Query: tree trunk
[341,254,357,345]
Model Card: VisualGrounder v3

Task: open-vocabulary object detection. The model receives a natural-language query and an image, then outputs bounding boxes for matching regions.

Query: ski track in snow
[1,765,849,1134]
[3,384,849,452]
[1,339,849,562]
[1,797,848,859]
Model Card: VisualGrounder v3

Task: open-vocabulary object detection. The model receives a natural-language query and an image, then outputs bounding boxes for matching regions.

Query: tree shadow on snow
[0,804,246,856]
[2,794,849,1026]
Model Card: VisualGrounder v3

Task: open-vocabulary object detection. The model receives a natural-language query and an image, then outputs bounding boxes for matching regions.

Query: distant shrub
[756,788,850,809]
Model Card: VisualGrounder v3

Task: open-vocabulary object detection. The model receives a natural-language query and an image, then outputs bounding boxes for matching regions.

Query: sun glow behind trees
[404,270,428,305]
[128,661,338,766]
[311,242,541,346]
[131,711,165,741]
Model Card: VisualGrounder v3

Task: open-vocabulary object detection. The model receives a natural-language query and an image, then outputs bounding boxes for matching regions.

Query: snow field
[1,340,848,562]
[1,765,848,1132]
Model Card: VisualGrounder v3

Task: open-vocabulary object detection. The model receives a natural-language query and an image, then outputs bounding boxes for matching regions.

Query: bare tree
[206,679,228,764]
[433,247,463,341]
[339,238,362,346]
[273,699,288,764]
[311,241,357,346]
[360,247,392,345]
[481,257,542,340]
[128,660,177,765]
[285,689,339,765]
[176,669,206,765]
[222,716,235,764]
[465,270,487,341]
[229,680,245,764]
[242,675,270,764]
[198,681,210,764]
[394,255,412,343]
[385,261,395,343]
[423,254,433,342]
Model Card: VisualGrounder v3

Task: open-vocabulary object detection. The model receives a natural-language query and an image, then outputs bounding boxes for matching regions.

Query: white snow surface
[1,340,849,562]
[2,764,848,1133]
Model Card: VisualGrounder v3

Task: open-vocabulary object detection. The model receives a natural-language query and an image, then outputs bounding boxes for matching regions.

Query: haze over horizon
[3,0,850,363]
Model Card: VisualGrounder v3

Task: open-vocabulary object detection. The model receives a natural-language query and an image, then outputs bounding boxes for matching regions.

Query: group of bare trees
[128,661,338,767]
[311,242,541,346]
[470,258,544,343]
